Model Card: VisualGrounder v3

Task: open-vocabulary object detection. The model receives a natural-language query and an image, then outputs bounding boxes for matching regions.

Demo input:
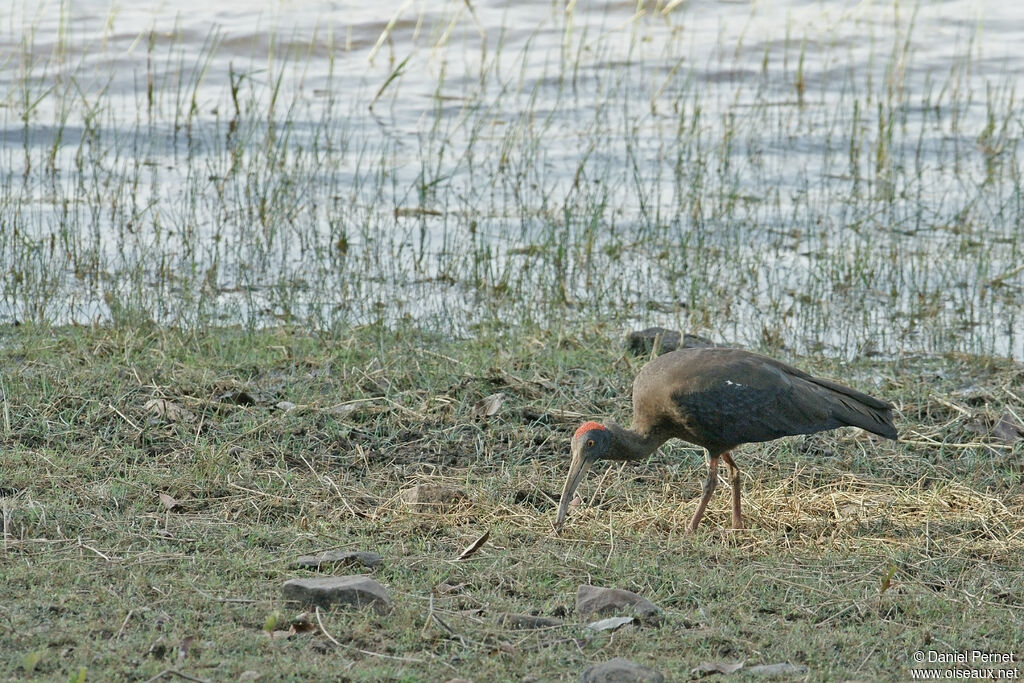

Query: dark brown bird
[555,347,898,532]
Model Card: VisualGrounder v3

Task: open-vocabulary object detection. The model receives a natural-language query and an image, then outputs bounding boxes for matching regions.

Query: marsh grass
[0,2,1022,357]
[1,324,1022,680]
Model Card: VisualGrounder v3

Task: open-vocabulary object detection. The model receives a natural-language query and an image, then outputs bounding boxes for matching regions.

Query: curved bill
[554,444,592,531]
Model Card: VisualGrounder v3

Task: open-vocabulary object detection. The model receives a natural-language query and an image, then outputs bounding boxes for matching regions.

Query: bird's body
[555,347,898,532]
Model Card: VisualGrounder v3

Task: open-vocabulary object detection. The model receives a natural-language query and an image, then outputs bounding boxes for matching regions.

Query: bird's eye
[586,439,595,448]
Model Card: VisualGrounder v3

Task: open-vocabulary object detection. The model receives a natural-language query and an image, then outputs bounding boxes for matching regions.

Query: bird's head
[554,421,611,530]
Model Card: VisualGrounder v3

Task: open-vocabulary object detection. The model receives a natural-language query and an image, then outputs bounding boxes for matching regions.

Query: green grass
[1,324,1022,680]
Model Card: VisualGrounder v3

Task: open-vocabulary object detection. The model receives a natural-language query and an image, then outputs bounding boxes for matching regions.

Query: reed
[0,1,1020,359]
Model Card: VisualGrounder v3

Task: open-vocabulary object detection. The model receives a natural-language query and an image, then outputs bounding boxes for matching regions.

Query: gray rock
[746,663,808,677]
[626,327,682,355]
[399,483,468,511]
[580,658,664,683]
[282,576,392,614]
[626,327,717,356]
[584,616,634,632]
[495,613,563,629]
[289,550,382,570]
[576,585,661,624]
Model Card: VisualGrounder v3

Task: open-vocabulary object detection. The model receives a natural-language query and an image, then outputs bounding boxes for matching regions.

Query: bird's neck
[604,421,669,461]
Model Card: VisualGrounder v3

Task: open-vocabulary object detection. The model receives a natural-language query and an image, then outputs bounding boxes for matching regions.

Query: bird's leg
[687,455,718,532]
[721,451,743,530]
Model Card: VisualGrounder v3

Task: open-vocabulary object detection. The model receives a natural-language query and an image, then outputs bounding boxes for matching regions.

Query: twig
[604,515,615,568]
[79,539,116,562]
[142,669,210,683]
[418,348,462,365]
[425,594,492,651]
[425,594,466,646]
[316,605,428,664]
[899,436,1012,451]
[930,396,971,417]
[108,403,141,431]
[227,482,298,501]
[816,602,860,626]
[314,606,342,647]
[114,609,134,639]
[190,584,257,604]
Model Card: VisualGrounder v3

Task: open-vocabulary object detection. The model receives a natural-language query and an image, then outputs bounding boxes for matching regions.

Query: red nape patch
[573,421,606,439]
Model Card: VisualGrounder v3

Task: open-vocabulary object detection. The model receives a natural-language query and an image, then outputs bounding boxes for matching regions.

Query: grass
[0,2,1022,357]
[1,323,1022,681]
[1,2,1023,679]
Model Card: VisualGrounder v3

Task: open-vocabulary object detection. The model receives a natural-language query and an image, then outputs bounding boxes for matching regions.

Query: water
[1,1,1022,359]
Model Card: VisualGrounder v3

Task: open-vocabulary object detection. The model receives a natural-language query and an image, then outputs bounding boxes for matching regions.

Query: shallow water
[1,1,1022,359]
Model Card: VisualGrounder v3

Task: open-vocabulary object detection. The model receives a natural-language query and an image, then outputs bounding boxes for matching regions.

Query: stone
[692,661,744,676]
[580,657,664,683]
[626,327,681,355]
[494,613,563,629]
[282,576,392,614]
[626,327,718,356]
[289,550,382,570]
[584,616,634,632]
[576,585,661,624]
[746,663,808,676]
[399,483,468,511]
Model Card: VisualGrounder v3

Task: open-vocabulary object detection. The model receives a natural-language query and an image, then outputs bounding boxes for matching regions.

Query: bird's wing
[670,359,836,449]
[633,347,897,449]
[762,357,897,439]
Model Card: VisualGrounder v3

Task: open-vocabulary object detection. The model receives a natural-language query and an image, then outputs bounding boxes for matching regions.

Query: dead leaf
[177,635,196,661]
[145,398,196,423]
[585,616,634,632]
[456,530,490,560]
[880,565,898,594]
[838,503,861,518]
[691,661,745,676]
[992,413,1024,443]
[472,392,505,419]
[964,412,1024,443]
[495,613,562,629]
[216,390,259,406]
[328,403,360,417]
[276,401,297,411]
[268,613,317,640]
[289,612,316,635]
[159,493,180,511]
[145,638,168,659]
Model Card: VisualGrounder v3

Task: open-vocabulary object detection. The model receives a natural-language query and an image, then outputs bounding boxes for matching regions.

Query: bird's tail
[811,376,899,440]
